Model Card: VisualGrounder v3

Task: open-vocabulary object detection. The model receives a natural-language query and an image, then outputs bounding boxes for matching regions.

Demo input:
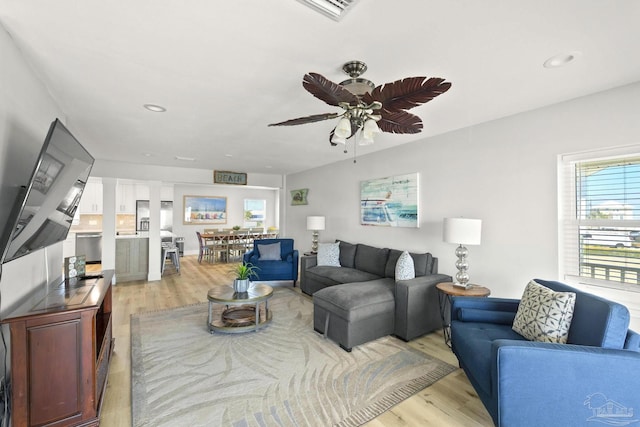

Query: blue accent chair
[450,279,640,427]
[242,238,299,285]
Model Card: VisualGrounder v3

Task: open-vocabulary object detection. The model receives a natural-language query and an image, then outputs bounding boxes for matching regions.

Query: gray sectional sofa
[300,241,451,351]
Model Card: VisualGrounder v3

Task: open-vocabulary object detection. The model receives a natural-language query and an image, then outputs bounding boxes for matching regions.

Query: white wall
[285,82,640,330]
[93,159,283,189]
[172,183,279,255]
[0,23,67,316]
[94,161,283,256]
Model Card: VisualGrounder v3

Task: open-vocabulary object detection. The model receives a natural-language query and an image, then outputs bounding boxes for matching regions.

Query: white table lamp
[306,216,325,253]
[443,217,482,289]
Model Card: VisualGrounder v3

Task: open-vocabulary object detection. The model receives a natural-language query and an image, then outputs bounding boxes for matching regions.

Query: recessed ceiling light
[143,153,153,157]
[143,104,167,112]
[225,154,233,158]
[175,156,196,161]
[543,51,581,68]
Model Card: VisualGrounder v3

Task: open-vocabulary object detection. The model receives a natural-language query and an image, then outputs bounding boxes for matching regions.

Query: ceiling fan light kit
[269,60,451,159]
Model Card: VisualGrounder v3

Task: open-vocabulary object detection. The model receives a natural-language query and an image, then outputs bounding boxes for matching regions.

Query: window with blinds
[560,149,640,289]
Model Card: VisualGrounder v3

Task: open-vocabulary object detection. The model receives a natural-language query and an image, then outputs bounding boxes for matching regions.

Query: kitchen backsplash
[71,214,136,233]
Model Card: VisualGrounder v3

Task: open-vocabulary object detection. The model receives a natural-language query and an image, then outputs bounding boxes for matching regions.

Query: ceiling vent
[297,0,360,21]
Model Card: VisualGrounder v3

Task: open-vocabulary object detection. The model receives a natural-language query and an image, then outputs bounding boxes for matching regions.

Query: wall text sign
[214,170,247,185]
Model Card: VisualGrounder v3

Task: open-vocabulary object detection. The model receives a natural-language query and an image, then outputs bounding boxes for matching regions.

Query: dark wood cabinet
[1,270,114,427]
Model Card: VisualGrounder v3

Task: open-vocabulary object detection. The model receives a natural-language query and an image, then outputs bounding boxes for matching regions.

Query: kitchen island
[115,234,149,282]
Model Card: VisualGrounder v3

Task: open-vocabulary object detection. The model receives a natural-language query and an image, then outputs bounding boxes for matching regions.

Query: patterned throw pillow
[512,280,576,343]
[395,251,415,280]
[316,242,340,267]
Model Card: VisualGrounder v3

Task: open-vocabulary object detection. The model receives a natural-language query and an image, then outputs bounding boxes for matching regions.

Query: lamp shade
[362,118,381,140]
[306,216,325,231]
[334,117,352,138]
[331,133,347,145]
[443,217,482,245]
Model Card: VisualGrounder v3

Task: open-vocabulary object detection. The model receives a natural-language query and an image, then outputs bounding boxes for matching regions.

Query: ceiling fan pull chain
[353,133,357,163]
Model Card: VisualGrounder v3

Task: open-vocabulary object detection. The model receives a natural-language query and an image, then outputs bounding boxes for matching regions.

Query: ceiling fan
[269,60,452,147]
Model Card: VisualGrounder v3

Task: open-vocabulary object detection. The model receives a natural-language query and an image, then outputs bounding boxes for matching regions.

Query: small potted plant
[233,262,259,293]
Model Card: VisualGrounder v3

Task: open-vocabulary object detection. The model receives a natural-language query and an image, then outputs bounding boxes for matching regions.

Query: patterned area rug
[131,288,455,427]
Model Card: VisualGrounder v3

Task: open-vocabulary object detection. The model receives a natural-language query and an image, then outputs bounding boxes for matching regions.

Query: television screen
[0,119,94,264]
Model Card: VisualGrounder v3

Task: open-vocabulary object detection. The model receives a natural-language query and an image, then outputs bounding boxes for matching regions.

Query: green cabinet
[115,237,149,282]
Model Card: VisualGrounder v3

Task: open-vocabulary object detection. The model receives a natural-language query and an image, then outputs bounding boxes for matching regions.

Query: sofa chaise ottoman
[302,241,451,351]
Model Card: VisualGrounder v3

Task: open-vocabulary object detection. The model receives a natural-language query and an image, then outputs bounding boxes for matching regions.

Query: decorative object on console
[306,215,325,253]
[290,188,308,205]
[268,61,451,161]
[443,217,482,289]
[64,255,86,278]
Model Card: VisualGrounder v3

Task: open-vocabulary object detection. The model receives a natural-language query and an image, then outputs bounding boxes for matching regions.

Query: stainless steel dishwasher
[75,232,102,263]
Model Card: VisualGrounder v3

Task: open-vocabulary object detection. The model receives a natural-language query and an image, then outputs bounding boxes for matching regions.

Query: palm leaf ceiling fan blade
[363,77,452,112]
[269,61,451,147]
[268,112,340,126]
[303,73,359,106]
[377,110,423,134]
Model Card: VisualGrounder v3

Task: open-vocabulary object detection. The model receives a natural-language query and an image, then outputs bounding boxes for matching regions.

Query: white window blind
[560,148,640,289]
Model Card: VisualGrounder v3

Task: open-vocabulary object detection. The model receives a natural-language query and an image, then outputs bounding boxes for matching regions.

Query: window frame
[559,145,640,293]
[243,199,266,228]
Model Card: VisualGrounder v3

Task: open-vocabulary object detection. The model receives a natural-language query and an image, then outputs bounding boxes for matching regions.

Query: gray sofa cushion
[305,266,381,288]
[338,240,357,268]
[355,244,389,277]
[385,249,432,278]
[313,279,395,322]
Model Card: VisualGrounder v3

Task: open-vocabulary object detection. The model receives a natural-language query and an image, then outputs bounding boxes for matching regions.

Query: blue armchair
[450,279,640,427]
[242,238,299,285]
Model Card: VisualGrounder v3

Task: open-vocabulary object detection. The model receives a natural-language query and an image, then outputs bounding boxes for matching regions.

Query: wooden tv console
[1,270,114,427]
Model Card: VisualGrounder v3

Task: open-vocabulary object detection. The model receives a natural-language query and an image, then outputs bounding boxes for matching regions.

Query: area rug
[131,288,456,427]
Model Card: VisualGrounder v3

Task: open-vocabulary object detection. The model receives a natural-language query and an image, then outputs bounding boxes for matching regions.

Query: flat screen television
[0,119,94,264]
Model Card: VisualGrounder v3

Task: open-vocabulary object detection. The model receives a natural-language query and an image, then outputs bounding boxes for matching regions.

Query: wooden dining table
[200,231,278,263]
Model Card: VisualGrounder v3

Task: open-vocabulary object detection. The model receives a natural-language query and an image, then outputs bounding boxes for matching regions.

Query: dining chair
[196,231,214,263]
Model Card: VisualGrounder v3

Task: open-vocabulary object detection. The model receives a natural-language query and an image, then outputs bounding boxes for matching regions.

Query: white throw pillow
[316,242,340,267]
[512,280,576,344]
[395,251,415,280]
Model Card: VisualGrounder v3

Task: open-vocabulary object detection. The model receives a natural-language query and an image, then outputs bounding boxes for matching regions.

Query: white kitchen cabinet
[79,179,103,214]
[116,182,136,213]
[135,183,149,201]
[161,184,174,201]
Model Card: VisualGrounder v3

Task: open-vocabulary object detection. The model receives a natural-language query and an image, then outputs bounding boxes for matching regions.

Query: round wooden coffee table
[207,284,273,333]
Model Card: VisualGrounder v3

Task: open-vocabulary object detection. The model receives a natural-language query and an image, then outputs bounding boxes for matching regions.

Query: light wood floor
[96,256,494,426]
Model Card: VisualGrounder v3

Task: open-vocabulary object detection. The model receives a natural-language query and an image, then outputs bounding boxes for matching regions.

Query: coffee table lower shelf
[207,284,274,334]
[209,304,272,333]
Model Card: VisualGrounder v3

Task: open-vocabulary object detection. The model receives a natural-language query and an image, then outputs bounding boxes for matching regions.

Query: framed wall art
[360,173,419,228]
[183,195,227,225]
[290,188,308,206]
